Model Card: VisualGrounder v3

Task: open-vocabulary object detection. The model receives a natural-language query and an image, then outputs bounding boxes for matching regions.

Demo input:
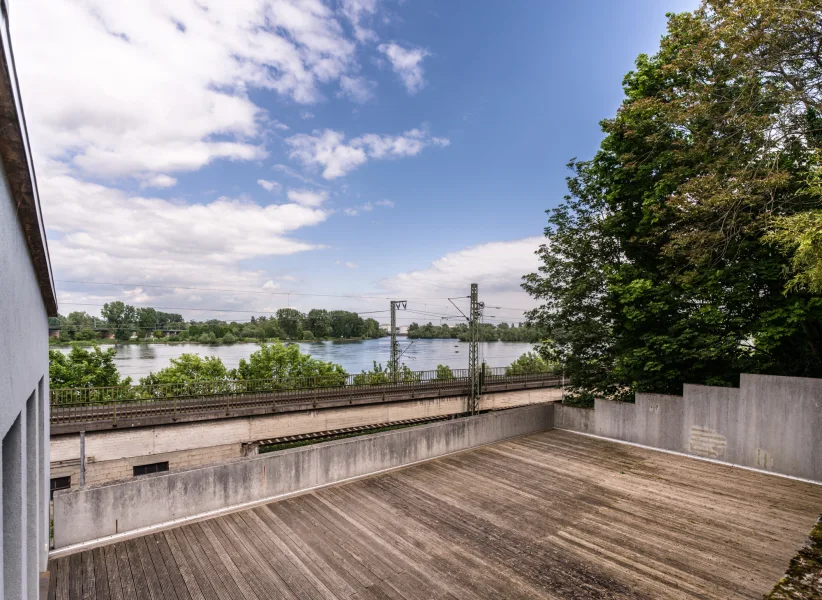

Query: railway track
[50,373,561,434]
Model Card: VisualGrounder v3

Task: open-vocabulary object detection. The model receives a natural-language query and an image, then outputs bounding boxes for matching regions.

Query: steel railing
[50,367,561,427]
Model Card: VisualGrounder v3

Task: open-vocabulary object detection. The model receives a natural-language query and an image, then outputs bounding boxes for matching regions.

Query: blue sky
[13,0,698,324]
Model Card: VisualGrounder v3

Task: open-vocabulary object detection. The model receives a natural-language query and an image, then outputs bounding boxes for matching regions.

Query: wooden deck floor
[48,429,822,600]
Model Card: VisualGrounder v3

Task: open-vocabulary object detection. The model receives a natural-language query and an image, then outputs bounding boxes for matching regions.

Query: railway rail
[50,369,562,434]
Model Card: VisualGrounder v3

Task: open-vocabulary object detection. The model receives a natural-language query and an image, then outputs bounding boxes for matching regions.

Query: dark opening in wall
[133,461,169,477]
[50,476,70,500]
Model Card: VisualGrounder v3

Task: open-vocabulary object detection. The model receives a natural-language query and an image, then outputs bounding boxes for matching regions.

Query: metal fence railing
[50,367,561,427]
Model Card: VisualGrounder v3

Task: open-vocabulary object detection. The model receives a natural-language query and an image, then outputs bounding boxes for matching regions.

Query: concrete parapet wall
[50,387,561,490]
[52,403,554,549]
[556,373,822,481]
[554,404,594,433]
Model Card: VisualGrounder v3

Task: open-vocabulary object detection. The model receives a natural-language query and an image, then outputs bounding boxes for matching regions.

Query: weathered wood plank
[151,533,192,600]
[165,528,216,600]
[216,514,297,600]
[235,510,327,600]
[180,524,238,600]
[260,505,355,598]
[47,558,59,600]
[102,545,125,600]
[187,522,247,600]
[91,547,110,600]
[133,536,170,600]
[50,430,822,600]
[123,539,152,600]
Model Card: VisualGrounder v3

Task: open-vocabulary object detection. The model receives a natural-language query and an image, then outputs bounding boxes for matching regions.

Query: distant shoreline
[48,336,532,348]
[48,337,382,348]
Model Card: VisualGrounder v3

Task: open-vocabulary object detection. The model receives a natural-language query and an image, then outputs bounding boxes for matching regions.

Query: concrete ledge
[53,403,554,550]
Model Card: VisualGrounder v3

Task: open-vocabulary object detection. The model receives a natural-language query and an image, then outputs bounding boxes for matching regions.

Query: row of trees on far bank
[49,343,556,392]
[48,303,385,343]
[407,322,544,342]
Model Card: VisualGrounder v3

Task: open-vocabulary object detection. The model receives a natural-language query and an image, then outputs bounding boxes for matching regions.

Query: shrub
[505,352,555,376]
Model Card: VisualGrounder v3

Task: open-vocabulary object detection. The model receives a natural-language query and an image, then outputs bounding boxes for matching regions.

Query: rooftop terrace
[47,429,822,599]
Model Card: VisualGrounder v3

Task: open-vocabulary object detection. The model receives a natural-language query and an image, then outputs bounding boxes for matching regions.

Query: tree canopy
[234,342,348,385]
[49,344,132,388]
[524,0,822,405]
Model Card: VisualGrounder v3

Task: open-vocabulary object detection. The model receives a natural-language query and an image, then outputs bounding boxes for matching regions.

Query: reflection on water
[58,338,535,380]
[137,344,157,360]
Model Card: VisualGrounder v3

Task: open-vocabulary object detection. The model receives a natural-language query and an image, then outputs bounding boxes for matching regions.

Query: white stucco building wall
[0,0,58,597]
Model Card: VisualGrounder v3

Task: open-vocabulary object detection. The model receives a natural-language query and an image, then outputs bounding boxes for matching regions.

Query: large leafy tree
[49,344,132,388]
[234,342,347,385]
[140,354,229,385]
[276,308,304,339]
[306,309,332,338]
[524,1,822,404]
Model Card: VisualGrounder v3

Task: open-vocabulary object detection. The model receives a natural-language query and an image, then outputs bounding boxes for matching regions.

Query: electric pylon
[468,283,484,414]
[389,299,406,379]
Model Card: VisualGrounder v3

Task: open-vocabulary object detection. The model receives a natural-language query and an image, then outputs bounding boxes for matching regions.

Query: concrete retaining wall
[53,403,554,549]
[50,387,562,490]
[554,404,594,433]
[556,373,822,481]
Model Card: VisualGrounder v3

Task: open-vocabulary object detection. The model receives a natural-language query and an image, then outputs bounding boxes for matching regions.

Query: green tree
[102,301,136,341]
[49,344,132,388]
[306,309,332,338]
[523,1,822,404]
[276,309,304,339]
[435,364,454,380]
[136,307,158,339]
[235,342,347,386]
[140,354,229,386]
[505,353,554,376]
[766,210,822,295]
[353,362,420,385]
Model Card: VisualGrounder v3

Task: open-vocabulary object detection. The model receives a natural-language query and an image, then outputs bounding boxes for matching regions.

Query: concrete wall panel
[594,399,637,442]
[555,374,820,481]
[635,393,684,451]
[53,404,554,549]
[737,374,822,481]
[554,405,594,433]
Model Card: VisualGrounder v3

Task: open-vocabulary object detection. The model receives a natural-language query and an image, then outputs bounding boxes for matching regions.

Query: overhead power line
[55,279,454,301]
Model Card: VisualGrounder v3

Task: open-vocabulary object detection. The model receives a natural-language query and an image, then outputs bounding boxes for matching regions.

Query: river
[56,338,536,380]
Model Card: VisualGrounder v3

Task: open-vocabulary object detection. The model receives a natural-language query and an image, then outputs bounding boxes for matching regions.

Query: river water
[57,338,535,380]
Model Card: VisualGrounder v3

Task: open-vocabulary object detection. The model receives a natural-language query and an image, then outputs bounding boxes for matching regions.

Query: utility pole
[389,300,406,379]
[468,283,484,414]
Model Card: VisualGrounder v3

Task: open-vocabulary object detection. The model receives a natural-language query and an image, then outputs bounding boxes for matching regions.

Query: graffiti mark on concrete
[689,426,727,459]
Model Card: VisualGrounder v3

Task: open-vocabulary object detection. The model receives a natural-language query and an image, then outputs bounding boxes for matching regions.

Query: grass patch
[766,515,822,599]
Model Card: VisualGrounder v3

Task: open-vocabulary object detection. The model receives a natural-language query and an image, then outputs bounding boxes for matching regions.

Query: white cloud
[262,280,280,289]
[286,188,329,207]
[340,0,379,43]
[286,126,449,179]
[140,174,178,189]
[344,261,358,269]
[301,111,316,120]
[378,42,429,93]
[43,172,329,302]
[272,163,327,187]
[343,201,377,216]
[382,237,544,312]
[257,179,282,193]
[13,0,370,180]
[338,75,376,103]
[375,199,394,208]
